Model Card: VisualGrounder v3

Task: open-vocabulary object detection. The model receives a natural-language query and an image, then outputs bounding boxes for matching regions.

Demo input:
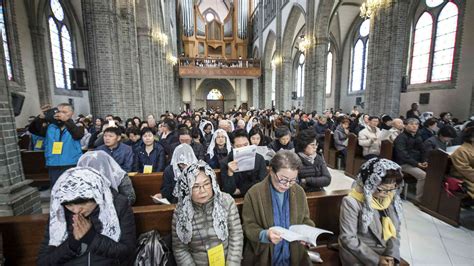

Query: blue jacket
[31,134,45,151]
[44,124,83,167]
[133,142,166,173]
[97,143,134,172]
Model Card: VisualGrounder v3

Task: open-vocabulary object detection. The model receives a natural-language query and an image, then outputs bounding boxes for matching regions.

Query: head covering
[77,150,126,191]
[49,167,121,246]
[207,129,232,159]
[381,114,393,123]
[173,160,229,244]
[353,158,403,234]
[199,120,214,137]
[170,143,198,185]
[246,117,258,132]
[420,112,434,123]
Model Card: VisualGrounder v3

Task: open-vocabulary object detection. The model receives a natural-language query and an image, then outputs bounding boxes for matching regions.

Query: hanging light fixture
[298,35,312,53]
[167,54,178,66]
[360,0,388,19]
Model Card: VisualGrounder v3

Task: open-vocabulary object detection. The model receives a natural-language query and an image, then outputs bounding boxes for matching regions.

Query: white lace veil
[199,120,214,137]
[173,160,228,244]
[49,167,121,246]
[170,143,198,182]
[77,150,126,191]
[207,129,232,159]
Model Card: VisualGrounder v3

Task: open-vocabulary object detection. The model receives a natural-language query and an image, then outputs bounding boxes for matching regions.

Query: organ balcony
[178,57,262,79]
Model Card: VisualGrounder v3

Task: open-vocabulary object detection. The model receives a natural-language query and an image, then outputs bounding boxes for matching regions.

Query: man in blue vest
[28,103,84,187]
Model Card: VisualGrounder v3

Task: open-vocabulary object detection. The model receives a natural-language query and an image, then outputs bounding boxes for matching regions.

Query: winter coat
[297,154,332,192]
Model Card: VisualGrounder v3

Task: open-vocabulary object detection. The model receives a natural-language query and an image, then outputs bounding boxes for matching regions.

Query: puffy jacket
[334,125,348,151]
[133,141,166,173]
[297,154,332,192]
[172,193,243,266]
[44,123,83,167]
[268,140,295,153]
[358,126,382,156]
[37,194,136,265]
[394,131,425,166]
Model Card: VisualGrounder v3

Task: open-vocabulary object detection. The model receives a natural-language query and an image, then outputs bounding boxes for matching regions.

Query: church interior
[0,0,473,265]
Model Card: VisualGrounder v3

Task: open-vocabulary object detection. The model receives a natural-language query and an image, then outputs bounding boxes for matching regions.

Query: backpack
[134,230,175,266]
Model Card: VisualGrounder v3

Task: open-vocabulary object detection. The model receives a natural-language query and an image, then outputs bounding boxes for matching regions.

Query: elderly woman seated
[296,129,332,192]
[172,161,243,265]
[242,150,315,265]
[37,167,136,265]
[77,150,136,205]
[339,158,403,265]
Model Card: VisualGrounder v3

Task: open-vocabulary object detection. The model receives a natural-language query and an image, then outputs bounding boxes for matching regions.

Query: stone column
[365,0,410,118]
[235,79,242,108]
[263,67,273,108]
[181,78,192,104]
[29,26,51,106]
[0,35,40,216]
[241,79,248,104]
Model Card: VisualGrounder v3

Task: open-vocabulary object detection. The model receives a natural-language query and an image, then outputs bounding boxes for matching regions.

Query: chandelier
[298,35,312,53]
[153,31,168,46]
[360,0,388,19]
[167,54,178,66]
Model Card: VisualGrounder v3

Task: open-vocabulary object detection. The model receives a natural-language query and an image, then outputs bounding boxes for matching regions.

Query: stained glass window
[207,89,224,100]
[351,19,370,92]
[296,53,305,97]
[0,0,13,80]
[409,1,459,84]
[326,51,333,95]
[410,12,433,84]
[432,2,458,81]
[48,0,74,89]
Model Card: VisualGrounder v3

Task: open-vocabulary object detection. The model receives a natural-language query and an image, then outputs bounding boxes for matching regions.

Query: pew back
[20,151,49,187]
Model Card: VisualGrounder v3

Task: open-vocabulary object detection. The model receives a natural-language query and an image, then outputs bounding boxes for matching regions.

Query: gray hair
[270,150,302,172]
[57,103,74,112]
[405,118,419,125]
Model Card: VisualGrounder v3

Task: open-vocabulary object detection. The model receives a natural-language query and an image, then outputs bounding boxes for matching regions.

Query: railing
[178,57,262,78]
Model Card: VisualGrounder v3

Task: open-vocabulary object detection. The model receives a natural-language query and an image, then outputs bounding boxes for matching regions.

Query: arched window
[48,0,74,89]
[296,53,305,98]
[409,0,459,84]
[0,0,13,80]
[207,88,224,100]
[350,19,370,92]
[326,48,333,95]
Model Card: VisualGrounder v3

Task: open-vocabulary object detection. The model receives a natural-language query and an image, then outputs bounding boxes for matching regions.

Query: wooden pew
[20,151,49,187]
[419,150,464,227]
[323,130,339,169]
[0,190,350,266]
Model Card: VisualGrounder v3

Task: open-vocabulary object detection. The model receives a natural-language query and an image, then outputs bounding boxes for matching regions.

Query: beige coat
[358,126,382,156]
[450,142,474,198]
[338,196,400,266]
[242,176,315,266]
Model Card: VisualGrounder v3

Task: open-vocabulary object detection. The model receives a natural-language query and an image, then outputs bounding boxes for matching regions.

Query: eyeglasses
[376,186,398,193]
[274,173,298,186]
[192,182,212,192]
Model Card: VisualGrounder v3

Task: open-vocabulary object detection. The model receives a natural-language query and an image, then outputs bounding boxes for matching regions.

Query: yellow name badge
[52,142,63,155]
[35,140,43,149]
[143,165,153,174]
[207,243,225,266]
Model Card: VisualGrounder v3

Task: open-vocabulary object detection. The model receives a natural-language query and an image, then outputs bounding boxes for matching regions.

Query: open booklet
[270,224,333,247]
[150,195,171,205]
[233,145,257,172]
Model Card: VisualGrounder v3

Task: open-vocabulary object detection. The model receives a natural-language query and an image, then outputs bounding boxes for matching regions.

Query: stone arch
[196,79,236,112]
[262,30,276,109]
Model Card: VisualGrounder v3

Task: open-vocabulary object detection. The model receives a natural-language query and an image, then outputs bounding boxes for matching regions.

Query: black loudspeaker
[11,92,25,117]
[401,75,408,93]
[69,68,89,90]
[291,91,297,100]
[419,93,430,104]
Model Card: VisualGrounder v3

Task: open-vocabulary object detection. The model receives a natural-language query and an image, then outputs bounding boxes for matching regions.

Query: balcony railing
[178,57,262,78]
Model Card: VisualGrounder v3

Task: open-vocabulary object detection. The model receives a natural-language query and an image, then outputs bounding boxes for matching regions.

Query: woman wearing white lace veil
[153,143,198,204]
[205,129,232,168]
[199,120,214,150]
[172,160,243,265]
[77,150,136,205]
[339,158,403,265]
[37,167,136,265]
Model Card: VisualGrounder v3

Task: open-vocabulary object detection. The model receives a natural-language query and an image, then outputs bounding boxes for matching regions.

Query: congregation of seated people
[20,103,474,265]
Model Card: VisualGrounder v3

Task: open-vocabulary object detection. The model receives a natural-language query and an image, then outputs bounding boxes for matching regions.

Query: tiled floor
[329,169,474,266]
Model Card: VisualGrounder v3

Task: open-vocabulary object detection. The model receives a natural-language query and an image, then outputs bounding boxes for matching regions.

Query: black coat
[160,165,178,204]
[220,152,267,196]
[267,140,295,153]
[37,194,136,265]
[297,154,332,192]
[393,131,425,166]
[133,141,166,172]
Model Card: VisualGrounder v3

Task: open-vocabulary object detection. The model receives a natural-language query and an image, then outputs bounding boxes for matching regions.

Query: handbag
[443,177,467,197]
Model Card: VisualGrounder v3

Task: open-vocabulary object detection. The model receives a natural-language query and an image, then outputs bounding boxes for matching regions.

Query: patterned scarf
[49,167,121,246]
[174,160,229,244]
[354,158,403,234]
